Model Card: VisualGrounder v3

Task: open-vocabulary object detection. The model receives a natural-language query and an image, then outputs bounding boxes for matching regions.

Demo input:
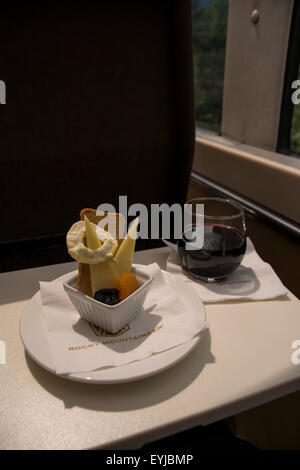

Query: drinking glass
[178,197,247,282]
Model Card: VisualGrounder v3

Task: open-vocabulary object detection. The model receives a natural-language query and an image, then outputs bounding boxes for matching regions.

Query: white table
[1,247,300,450]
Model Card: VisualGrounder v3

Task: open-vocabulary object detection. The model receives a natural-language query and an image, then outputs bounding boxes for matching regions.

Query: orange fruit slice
[118,273,138,302]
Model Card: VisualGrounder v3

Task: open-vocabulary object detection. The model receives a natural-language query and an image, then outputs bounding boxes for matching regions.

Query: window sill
[193,128,300,224]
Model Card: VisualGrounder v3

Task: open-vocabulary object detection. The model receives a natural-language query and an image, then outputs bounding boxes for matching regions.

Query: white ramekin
[63,265,153,334]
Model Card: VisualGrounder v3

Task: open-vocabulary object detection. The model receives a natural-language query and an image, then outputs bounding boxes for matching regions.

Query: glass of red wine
[178,198,247,282]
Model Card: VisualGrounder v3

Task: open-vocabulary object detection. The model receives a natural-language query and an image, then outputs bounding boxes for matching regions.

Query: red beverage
[178,223,246,281]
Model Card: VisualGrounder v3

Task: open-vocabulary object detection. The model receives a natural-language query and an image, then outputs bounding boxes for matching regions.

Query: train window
[192,0,300,225]
[192,0,229,133]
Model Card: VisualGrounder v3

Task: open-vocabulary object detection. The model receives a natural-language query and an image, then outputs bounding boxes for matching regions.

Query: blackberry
[93,288,119,305]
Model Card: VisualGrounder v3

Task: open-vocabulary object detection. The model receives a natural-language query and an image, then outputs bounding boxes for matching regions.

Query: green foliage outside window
[192,0,229,133]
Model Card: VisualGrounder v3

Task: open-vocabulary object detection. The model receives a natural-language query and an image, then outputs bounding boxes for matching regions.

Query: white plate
[20,270,206,384]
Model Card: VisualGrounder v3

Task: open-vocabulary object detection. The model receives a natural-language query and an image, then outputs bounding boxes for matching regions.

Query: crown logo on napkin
[88,323,130,337]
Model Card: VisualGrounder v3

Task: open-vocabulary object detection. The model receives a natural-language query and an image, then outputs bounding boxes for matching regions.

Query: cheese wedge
[115,217,139,277]
[84,215,102,250]
[84,217,119,296]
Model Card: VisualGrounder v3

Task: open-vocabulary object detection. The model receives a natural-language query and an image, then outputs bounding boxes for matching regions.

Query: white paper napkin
[166,238,288,302]
[40,263,208,375]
